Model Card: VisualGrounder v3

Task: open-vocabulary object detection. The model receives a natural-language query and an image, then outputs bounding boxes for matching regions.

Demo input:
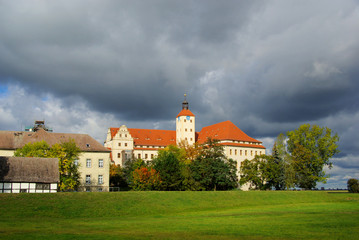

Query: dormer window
[86,144,90,148]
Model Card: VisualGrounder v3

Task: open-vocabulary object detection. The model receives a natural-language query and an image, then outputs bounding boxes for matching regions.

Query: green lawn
[0,191,358,239]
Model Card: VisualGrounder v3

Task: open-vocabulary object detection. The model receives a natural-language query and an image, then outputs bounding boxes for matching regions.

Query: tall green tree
[239,155,269,190]
[239,154,286,190]
[14,140,81,191]
[287,124,339,189]
[274,133,295,189]
[190,138,238,191]
[152,147,184,191]
[266,144,286,190]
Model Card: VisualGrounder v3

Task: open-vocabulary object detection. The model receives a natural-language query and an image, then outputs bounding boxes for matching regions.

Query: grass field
[0,191,358,239]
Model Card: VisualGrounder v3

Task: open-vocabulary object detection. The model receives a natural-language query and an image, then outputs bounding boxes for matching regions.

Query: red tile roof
[109,120,264,149]
[176,109,195,118]
[197,120,263,145]
[109,128,176,147]
[130,129,176,147]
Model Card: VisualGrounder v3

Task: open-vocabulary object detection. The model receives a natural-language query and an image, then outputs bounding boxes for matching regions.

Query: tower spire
[182,93,189,110]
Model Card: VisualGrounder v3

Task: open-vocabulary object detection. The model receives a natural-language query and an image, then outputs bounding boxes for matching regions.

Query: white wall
[78,151,110,192]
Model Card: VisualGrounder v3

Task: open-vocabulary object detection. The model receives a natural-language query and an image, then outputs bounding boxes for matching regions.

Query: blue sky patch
[0,83,9,97]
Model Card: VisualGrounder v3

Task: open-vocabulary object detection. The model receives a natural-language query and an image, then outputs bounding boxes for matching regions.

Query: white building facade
[105,97,266,181]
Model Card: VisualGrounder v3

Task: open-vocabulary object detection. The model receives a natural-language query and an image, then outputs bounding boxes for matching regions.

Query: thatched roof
[0,157,59,183]
[0,129,110,152]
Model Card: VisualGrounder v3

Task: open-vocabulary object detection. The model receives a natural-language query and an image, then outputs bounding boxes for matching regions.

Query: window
[185,128,187,132]
[190,119,192,123]
[245,150,247,156]
[151,154,154,159]
[145,154,148,159]
[118,153,121,158]
[184,119,186,122]
[125,134,127,137]
[86,187,91,192]
[86,159,91,168]
[255,151,257,156]
[98,187,103,192]
[118,143,121,146]
[230,149,232,155]
[74,159,79,166]
[240,150,242,156]
[98,175,103,185]
[251,150,253,156]
[125,143,128,147]
[98,159,104,168]
[235,149,237,155]
[190,138,193,141]
[36,183,50,190]
[86,175,91,184]
[138,154,141,159]
[190,129,192,132]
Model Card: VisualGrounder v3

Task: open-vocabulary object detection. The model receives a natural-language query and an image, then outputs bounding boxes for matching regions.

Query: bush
[347,178,359,193]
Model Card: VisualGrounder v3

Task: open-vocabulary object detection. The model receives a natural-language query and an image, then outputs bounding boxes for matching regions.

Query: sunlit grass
[1,191,358,239]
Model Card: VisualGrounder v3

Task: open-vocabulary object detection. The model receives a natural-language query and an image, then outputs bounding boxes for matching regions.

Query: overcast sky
[1,0,358,189]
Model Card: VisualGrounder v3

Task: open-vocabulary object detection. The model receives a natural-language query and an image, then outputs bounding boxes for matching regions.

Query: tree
[122,157,147,189]
[178,140,201,164]
[51,140,81,191]
[177,141,203,190]
[110,164,128,190]
[190,138,238,191]
[132,167,162,191]
[266,144,286,190]
[274,133,295,189]
[14,140,50,158]
[152,147,184,190]
[239,155,271,190]
[287,124,339,189]
[347,178,359,193]
[14,140,81,191]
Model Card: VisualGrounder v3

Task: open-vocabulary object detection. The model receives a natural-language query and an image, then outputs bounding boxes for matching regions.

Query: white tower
[176,94,195,145]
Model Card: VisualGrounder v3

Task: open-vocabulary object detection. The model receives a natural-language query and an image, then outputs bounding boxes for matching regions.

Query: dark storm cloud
[1,0,359,188]
[0,0,262,121]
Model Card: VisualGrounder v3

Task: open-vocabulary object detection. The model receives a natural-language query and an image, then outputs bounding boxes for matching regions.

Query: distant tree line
[110,138,238,191]
[239,124,340,190]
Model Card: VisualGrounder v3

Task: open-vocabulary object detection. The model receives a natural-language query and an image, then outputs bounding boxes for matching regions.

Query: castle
[104,96,265,173]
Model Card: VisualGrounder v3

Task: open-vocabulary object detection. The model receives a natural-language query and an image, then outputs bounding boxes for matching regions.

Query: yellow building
[0,125,110,192]
[105,96,265,176]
